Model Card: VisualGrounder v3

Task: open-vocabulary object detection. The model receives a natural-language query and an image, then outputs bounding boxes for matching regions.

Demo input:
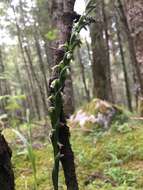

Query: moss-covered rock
[69,99,128,132]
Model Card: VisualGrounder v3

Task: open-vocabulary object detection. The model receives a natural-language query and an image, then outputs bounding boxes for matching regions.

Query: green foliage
[111,109,129,125]
[0,94,10,101]
[11,116,38,190]
[48,1,97,189]
[111,122,132,134]
[105,167,138,186]
[45,29,58,41]
[0,94,26,112]
[1,113,142,190]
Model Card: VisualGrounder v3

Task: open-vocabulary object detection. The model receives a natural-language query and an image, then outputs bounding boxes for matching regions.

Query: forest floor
[3,99,143,190]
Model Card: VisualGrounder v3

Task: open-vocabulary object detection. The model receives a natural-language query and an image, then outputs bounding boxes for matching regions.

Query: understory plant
[48,1,96,189]
[12,110,38,190]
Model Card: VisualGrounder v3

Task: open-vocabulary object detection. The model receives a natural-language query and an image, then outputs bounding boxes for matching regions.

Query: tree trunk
[90,21,109,100]
[0,134,15,190]
[124,0,143,115]
[77,48,90,102]
[115,15,133,111]
[24,45,48,116]
[90,1,113,102]
[49,0,78,189]
[49,1,75,118]
[85,38,92,63]
[117,0,143,96]
[102,0,114,102]
[0,48,6,113]
[10,2,41,119]
[34,33,49,95]
[0,48,11,113]
[43,41,53,75]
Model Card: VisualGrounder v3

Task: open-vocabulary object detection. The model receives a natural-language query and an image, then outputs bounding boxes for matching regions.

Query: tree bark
[49,0,75,117]
[10,2,41,119]
[34,33,49,95]
[0,134,15,190]
[102,0,114,102]
[115,15,133,111]
[124,0,143,114]
[85,38,92,63]
[24,45,48,116]
[117,0,143,96]
[90,21,109,100]
[43,41,53,75]
[49,0,78,189]
[77,48,90,102]
[90,1,113,102]
[0,48,6,113]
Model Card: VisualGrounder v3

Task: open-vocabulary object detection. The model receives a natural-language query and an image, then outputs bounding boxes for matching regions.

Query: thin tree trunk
[115,15,133,111]
[43,41,53,75]
[24,45,48,116]
[102,0,114,102]
[0,48,5,112]
[21,45,41,119]
[90,21,109,100]
[90,0,114,101]
[34,34,49,95]
[20,45,41,119]
[77,48,90,102]
[117,0,143,96]
[124,0,143,115]
[14,60,26,118]
[85,38,92,63]
[17,0,48,118]
[10,2,41,119]
[0,48,11,112]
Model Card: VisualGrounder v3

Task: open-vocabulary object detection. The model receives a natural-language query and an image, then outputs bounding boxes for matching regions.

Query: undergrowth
[2,101,143,190]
